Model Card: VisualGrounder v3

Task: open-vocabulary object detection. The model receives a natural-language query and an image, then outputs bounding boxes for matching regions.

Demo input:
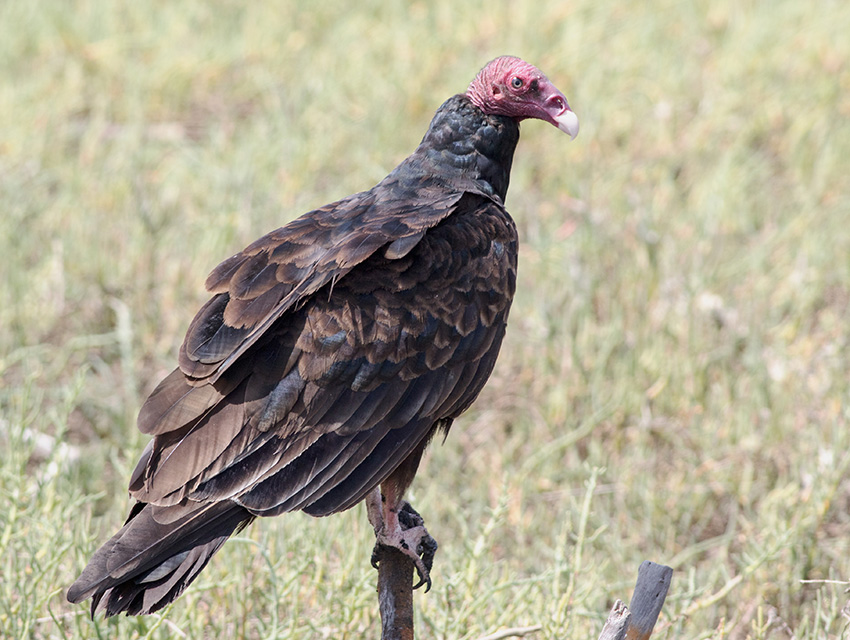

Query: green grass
[2,0,849,637]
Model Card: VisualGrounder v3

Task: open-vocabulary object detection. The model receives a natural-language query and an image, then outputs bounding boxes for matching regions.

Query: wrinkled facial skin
[467,56,579,139]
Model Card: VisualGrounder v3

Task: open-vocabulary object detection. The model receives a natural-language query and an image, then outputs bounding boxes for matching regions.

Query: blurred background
[1,0,849,638]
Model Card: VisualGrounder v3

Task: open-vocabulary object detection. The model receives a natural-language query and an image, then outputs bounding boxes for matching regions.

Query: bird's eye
[511,77,523,89]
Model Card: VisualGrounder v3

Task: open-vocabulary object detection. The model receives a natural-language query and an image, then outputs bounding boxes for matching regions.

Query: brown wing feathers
[179,188,463,383]
[134,202,515,515]
[68,86,525,616]
[67,196,516,615]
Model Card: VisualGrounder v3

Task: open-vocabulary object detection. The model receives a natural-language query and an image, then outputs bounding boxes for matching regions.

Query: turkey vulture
[67,55,578,617]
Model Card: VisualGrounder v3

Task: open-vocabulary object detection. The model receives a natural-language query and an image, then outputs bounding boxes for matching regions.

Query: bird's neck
[395,94,520,203]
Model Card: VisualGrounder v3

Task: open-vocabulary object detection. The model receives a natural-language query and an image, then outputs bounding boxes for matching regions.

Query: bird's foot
[368,497,438,591]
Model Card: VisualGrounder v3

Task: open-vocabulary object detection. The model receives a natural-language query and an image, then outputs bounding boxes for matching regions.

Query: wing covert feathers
[130,198,516,516]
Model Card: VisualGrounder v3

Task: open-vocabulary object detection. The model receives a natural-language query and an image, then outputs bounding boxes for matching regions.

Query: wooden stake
[376,545,416,640]
[598,561,673,640]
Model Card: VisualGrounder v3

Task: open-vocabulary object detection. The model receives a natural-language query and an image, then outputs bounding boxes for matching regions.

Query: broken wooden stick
[598,560,673,640]
[376,545,416,640]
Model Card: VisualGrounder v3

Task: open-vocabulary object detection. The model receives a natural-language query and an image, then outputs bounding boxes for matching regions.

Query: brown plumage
[67,56,578,617]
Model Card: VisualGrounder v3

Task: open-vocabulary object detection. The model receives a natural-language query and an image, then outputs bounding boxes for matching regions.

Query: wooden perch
[376,545,416,640]
[598,560,673,640]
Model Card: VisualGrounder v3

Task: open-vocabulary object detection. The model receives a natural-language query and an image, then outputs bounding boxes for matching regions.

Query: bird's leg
[367,485,438,591]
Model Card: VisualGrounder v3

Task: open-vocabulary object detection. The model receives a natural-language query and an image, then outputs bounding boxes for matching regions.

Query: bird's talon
[370,499,438,591]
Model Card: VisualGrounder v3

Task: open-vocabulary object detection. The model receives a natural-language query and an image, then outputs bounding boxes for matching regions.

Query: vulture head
[466,55,579,140]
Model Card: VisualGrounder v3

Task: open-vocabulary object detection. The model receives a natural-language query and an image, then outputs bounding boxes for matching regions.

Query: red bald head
[466,56,579,139]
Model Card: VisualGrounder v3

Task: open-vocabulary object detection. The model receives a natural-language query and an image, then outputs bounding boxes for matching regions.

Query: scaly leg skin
[367,486,438,591]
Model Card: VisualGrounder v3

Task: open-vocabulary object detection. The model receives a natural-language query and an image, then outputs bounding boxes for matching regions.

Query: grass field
[2,0,849,638]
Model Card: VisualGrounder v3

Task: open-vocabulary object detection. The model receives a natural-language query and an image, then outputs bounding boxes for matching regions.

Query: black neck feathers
[391,95,520,203]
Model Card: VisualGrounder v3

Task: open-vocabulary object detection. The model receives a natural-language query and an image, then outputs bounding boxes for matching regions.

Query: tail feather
[68,500,254,617]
